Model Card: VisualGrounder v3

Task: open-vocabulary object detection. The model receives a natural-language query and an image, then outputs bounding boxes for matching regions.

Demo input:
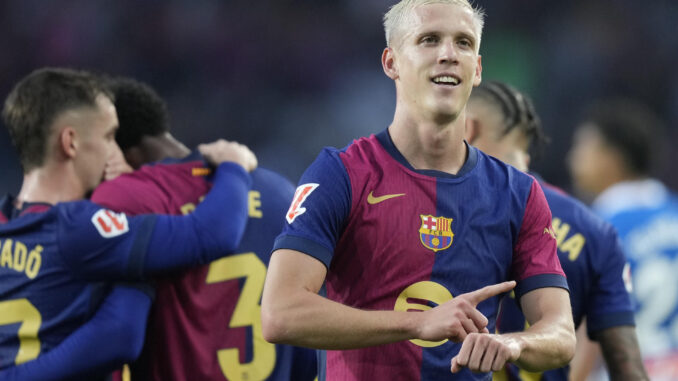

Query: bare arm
[451,287,575,373]
[597,326,649,381]
[261,249,515,350]
[569,320,601,381]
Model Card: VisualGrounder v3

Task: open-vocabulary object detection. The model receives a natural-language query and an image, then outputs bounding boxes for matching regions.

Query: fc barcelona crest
[419,215,454,252]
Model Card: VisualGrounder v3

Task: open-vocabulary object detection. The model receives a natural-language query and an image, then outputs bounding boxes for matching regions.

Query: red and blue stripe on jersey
[274,130,567,381]
[497,178,634,381]
[92,151,316,381]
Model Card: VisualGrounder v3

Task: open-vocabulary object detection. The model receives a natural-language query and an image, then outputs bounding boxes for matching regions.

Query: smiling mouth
[431,75,461,86]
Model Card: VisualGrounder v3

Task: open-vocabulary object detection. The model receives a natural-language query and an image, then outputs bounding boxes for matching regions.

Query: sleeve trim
[273,235,333,269]
[515,273,569,300]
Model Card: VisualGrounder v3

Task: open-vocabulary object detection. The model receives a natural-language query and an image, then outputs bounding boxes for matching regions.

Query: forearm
[143,162,250,272]
[505,314,576,371]
[597,326,649,381]
[512,287,576,371]
[262,288,420,349]
[0,285,152,381]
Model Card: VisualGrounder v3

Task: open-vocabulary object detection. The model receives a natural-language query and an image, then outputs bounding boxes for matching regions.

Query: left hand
[451,333,522,373]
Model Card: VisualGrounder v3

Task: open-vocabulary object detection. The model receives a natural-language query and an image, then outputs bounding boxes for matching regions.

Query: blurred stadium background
[1,0,676,197]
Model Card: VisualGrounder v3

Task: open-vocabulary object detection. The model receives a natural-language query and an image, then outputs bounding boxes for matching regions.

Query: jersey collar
[375,128,478,179]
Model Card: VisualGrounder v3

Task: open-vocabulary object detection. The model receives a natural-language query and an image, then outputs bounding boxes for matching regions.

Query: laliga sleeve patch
[286,183,319,224]
[91,209,130,238]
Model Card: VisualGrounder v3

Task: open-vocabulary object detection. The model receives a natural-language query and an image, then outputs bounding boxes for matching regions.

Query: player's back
[92,152,316,381]
[0,198,111,370]
[495,180,634,381]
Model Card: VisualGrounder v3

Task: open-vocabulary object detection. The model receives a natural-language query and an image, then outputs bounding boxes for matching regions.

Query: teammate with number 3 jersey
[96,77,315,381]
[0,69,256,379]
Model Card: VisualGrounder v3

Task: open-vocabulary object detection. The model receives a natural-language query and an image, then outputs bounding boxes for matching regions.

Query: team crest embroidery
[419,215,454,252]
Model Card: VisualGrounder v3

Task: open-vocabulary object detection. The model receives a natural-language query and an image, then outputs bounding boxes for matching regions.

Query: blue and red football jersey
[273,130,567,381]
[91,151,317,381]
[0,162,251,373]
[0,197,156,370]
[495,178,635,381]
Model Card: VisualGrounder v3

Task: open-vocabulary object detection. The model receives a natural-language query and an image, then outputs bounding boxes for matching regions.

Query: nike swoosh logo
[367,191,406,204]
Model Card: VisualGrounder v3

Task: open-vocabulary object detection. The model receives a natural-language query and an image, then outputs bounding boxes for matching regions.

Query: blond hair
[383,0,485,49]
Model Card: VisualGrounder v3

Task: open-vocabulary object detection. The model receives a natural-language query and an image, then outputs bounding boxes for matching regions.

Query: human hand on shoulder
[198,139,258,172]
[417,281,515,343]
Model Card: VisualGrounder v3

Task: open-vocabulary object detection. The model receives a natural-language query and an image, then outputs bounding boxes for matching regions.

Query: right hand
[417,281,516,343]
[198,139,258,172]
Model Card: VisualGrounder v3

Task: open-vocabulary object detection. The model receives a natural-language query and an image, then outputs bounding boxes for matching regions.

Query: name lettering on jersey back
[179,192,263,218]
[551,217,586,261]
[0,239,42,279]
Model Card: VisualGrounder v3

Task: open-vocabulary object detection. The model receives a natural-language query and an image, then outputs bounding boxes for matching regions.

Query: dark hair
[108,77,169,151]
[470,81,548,156]
[2,67,112,172]
[583,98,662,176]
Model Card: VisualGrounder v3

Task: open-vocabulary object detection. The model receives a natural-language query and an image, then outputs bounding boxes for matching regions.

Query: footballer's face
[568,123,620,196]
[466,101,530,172]
[72,94,120,193]
[384,3,482,123]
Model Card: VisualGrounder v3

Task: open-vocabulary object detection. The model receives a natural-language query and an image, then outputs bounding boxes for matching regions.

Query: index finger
[464,281,516,306]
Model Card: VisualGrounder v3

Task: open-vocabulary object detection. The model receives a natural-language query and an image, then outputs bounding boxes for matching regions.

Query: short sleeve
[272,148,352,267]
[512,179,568,299]
[57,201,156,280]
[586,226,635,338]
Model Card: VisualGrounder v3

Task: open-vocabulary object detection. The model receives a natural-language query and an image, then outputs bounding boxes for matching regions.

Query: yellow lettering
[248,191,262,218]
[13,241,27,272]
[25,245,42,279]
[180,202,196,216]
[551,218,569,246]
[1,239,13,268]
[561,234,586,261]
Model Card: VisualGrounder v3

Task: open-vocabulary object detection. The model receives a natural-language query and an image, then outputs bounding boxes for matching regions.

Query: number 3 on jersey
[206,253,275,381]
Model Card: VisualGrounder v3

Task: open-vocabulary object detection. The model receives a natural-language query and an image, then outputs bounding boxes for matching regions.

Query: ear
[59,127,78,159]
[382,47,398,80]
[473,54,482,86]
[465,117,481,144]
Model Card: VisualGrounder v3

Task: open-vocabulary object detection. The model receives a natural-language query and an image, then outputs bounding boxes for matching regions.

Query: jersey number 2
[206,253,276,381]
[0,299,42,364]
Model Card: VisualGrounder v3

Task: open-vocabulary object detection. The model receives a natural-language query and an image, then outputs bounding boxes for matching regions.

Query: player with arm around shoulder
[0,68,256,379]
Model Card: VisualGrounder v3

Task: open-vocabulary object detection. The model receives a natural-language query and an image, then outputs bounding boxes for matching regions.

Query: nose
[438,41,458,65]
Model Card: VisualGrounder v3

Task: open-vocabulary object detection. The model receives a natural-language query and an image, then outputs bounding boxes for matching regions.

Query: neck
[388,103,468,174]
[16,164,85,208]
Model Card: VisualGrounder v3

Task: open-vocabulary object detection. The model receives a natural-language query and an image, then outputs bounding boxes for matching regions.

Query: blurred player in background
[261,0,575,379]
[0,68,256,379]
[569,98,678,381]
[465,81,648,381]
[91,76,315,381]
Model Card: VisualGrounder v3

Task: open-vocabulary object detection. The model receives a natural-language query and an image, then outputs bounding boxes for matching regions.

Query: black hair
[470,81,548,156]
[2,67,112,172]
[107,77,170,151]
[582,98,662,176]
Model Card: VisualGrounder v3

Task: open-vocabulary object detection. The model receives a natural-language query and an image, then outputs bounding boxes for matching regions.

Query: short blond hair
[383,0,485,49]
